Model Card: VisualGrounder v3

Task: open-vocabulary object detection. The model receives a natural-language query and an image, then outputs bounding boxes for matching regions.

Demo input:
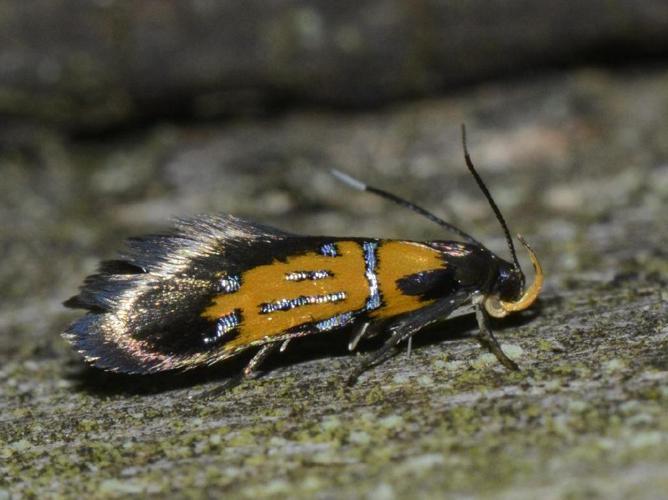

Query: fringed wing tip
[62,214,293,374]
[63,295,86,309]
[63,315,158,375]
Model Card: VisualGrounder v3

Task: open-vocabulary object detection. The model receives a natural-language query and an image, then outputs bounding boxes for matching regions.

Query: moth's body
[64,127,543,384]
[64,217,515,375]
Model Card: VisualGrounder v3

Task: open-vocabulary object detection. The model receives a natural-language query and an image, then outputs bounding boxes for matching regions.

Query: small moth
[64,126,543,386]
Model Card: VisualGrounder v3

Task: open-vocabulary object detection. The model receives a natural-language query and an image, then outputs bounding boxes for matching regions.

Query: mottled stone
[0,68,667,497]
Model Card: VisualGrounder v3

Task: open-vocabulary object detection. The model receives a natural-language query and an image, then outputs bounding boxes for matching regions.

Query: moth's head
[495,259,524,302]
[484,235,543,318]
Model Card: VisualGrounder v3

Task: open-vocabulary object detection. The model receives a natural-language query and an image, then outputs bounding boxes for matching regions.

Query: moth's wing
[63,215,295,374]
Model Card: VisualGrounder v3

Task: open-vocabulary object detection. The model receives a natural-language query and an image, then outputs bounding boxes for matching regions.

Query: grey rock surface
[1,1,668,129]
[0,67,667,497]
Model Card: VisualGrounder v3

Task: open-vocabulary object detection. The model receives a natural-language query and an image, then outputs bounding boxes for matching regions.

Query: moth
[64,126,543,386]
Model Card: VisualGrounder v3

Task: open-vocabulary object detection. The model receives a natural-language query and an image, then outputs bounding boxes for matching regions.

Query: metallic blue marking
[315,312,354,332]
[285,270,332,282]
[219,274,240,293]
[203,311,239,345]
[363,241,381,310]
[320,243,338,257]
[260,292,347,314]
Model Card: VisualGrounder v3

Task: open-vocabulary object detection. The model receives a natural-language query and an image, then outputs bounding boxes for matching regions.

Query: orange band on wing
[202,241,369,349]
[372,241,445,318]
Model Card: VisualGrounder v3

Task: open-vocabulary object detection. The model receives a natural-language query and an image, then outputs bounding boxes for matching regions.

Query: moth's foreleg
[347,292,471,385]
[346,297,467,385]
[474,304,519,371]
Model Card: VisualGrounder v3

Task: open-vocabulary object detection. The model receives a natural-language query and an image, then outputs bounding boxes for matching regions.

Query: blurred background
[1,1,667,498]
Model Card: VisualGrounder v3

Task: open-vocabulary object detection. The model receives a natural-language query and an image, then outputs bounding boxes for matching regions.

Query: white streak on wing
[363,241,381,311]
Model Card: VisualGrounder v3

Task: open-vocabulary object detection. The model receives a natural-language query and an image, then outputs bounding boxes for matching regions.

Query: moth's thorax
[429,240,499,286]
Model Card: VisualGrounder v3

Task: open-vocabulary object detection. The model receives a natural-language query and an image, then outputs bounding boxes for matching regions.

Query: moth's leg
[474,303,519,371]
[280,339,291,352]
[346,326,406,386]
[348,320,387,351]
[197,375,244,399]
[347,297,467,385]
[197,343,281,399]
[243,342,281,378]
[348,322,370,352]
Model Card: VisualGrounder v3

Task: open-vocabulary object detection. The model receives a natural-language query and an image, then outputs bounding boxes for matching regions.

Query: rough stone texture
[1,0,668,129]
[1,67,667,498]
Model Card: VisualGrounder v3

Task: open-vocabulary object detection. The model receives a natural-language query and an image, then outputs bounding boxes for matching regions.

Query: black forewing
[63,215,321,373]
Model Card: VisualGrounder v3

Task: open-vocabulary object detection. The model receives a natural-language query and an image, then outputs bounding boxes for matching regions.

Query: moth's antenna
[461,124,524,282]
[330,168,482,245]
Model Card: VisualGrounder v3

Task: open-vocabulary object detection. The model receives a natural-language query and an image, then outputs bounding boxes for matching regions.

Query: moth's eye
[498,267,522,301]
